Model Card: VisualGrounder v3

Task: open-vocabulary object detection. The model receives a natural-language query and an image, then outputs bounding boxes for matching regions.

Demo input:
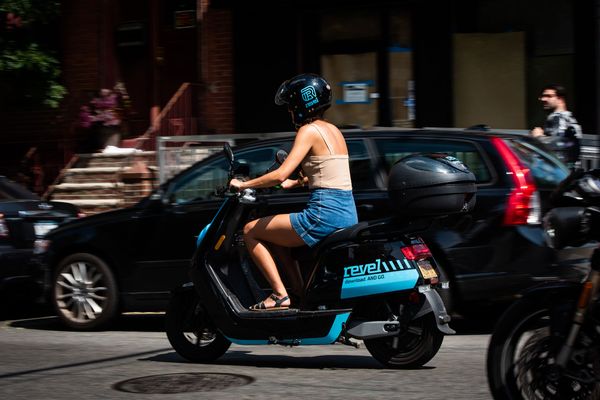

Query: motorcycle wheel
[165,289,231,363]
[486,298,600,400]
[364,313,444,369]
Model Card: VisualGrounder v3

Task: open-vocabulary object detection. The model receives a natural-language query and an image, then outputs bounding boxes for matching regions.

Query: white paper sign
[343,83,369,103]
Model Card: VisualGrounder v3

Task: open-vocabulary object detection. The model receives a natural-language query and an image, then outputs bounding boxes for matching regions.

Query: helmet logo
[301,85,319,107]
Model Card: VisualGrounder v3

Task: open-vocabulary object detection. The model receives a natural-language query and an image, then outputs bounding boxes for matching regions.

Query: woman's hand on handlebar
[280,177,305,189]
[229,178,244,192]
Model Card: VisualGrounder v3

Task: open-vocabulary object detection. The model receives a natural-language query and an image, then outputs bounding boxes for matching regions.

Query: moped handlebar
[550,168,600,207]
[550,168,585,205]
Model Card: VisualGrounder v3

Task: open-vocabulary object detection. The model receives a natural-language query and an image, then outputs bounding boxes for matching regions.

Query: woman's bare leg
[243,214,305,308]
[269,244,304,299]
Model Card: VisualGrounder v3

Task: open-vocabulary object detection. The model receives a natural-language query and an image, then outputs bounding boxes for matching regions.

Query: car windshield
[505,138,570,188]
[168,143,293,204]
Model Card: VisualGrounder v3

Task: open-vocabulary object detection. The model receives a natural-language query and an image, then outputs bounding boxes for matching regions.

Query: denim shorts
[290,188,358,247]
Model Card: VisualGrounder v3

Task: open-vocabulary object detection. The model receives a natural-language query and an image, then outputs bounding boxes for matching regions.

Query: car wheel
[53,253,118,330]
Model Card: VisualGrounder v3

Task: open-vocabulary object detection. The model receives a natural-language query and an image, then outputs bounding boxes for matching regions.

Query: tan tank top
[301,124,353,190]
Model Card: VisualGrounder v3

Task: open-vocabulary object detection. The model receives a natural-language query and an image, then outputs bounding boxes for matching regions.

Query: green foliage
[0,1,61,24]
[0,0,66,108]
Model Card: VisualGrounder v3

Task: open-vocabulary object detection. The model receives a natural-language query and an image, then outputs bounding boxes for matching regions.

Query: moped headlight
[543,207,590,249]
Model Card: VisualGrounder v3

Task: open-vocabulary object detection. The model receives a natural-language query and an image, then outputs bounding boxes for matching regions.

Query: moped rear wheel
[165,289,231,363]
[364,312,444,369]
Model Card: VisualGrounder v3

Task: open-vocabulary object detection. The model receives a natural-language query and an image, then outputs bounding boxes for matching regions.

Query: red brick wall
[0,0,236,192]
[61,0,105,148]
[199,5,234,134]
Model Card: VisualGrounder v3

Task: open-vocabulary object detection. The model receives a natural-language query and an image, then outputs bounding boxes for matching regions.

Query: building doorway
[319,6,414,128]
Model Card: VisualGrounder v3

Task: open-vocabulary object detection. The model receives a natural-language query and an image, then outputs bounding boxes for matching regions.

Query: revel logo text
[343,258,414,278]
[301,85,319,107]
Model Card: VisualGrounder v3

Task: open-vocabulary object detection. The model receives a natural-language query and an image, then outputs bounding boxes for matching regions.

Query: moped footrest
[236,308,300,318]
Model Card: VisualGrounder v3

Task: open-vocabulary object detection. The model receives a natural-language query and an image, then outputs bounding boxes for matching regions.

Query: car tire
[53,253,119,330]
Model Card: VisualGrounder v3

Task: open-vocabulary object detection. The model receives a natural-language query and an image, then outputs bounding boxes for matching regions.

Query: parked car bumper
[0,246,42,300]
[0,246,35,283]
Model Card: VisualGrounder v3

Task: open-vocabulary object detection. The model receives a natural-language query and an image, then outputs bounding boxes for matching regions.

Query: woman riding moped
[229,73,358,310]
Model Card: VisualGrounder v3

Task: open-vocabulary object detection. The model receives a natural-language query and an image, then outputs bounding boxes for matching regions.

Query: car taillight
[0,213,9,238]
[491,137,541,225]
[401,243,432,260]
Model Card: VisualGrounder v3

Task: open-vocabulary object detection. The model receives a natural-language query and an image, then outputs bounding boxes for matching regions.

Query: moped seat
[316,217,415,249]
[317,221,370,249]
[291,221,371,261]
[291,217,426,261]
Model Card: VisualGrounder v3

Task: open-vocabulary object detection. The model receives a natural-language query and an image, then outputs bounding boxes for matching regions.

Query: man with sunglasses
[531,84,582,167]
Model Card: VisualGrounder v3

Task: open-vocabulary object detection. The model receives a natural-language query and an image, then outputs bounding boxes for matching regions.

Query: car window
[169,143,292,204]
[505,139,569,188]
[373,138,491,183]
[0,177,40,201]
[347,140,377,190]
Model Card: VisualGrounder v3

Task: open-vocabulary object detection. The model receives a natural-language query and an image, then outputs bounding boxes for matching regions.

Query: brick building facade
[1,0,598,194]
[0,0,235,193]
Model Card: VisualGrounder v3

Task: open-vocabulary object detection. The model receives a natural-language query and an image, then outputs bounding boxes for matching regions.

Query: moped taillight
[401,243,432,260]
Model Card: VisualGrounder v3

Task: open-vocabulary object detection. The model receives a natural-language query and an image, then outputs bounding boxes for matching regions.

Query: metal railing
[123,82,203,151]
[156,133,284,183]
[42,154,80,200]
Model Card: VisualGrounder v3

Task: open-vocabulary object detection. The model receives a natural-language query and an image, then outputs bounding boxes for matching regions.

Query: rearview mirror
[223,143,234,163]
[276,149,288,165]
[147,189,168,209]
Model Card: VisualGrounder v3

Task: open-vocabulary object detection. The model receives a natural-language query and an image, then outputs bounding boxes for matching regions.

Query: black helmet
[275,73,332,127]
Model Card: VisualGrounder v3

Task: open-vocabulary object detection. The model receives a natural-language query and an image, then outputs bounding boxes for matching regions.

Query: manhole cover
[113,372,254,394]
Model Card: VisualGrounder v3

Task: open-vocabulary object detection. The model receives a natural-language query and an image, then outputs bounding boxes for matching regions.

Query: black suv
[34,128,591,329]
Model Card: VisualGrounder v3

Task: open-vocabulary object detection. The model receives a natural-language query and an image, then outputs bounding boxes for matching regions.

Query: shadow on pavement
[6,312,496,335]
[6,315,66,330]
[449,316,496,335]
[0,302,53,323]
[143,350,436,370]
[6,313,166,332]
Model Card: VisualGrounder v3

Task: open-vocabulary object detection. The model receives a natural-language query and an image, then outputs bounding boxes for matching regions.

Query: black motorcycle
[165,144,475,368]
[486,168,600,399]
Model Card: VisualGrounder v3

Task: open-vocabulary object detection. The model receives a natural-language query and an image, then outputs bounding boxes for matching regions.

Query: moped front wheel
[165,289,231,363]
[364,312,444,369]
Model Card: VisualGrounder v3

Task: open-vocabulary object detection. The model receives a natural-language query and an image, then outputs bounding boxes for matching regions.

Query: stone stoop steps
[47,151,158,215]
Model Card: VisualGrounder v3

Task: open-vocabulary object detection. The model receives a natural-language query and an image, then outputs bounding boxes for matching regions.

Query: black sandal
[249,294,290,311]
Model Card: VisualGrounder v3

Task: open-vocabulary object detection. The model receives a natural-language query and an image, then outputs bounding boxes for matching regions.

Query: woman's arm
[230,128,314,190]
[280,175,308,189]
